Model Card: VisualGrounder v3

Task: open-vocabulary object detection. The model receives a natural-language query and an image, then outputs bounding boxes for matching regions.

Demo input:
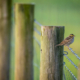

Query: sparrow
[56,34,75,48]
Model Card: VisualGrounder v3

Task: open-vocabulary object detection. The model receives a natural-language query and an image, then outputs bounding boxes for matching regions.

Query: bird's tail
[55,44,61,47]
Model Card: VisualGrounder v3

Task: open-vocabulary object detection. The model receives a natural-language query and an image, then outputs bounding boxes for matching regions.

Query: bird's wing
[59,36,72,45]
[65,36,71,40]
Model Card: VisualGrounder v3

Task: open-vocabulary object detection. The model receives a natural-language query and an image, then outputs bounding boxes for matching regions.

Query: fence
[34,19,80,80]
[0,2,80,80]
[0,1,12,80]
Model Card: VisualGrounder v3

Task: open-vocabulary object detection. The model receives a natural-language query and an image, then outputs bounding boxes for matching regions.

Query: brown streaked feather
[65,36,73,40]
[56,36,74,47]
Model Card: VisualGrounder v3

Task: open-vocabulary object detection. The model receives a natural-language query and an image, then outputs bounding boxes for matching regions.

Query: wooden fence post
[78,63,80,80]
[0,0,11,80]
[40,26,64,80]
[14,3,34,80]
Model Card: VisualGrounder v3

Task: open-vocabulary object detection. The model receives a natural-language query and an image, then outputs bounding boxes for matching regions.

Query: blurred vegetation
[10,0,80,80]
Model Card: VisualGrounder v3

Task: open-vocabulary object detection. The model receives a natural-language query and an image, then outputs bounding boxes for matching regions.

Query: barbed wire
[63,68,66,80]
[33,63,40,70]
[33,36,41,46]
[34,20,80,61]
[34,20,78,80]
[64,65,77,80]
[34,28,41,36]
[64,55,78,69]
[63,51,78,69]
[69,48,80,60]
[34,19,42,27]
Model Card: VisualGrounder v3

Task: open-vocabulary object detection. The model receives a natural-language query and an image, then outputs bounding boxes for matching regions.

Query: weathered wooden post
[0,0,11,80]
[78,63,80,80]
[40,26,64,80]
[14,3,34,80]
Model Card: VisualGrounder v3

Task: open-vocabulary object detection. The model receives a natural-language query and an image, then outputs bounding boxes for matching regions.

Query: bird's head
[69,34,75,37]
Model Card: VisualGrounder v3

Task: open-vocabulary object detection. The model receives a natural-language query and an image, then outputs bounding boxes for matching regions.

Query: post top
[14,3,35,5]
[41,26,64,27]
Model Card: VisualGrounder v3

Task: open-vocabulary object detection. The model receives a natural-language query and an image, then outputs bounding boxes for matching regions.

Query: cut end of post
[41,26,53,36]
[14,3,35,5]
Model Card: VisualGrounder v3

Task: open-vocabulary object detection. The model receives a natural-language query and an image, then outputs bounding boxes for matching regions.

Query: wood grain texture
[40,26,64,80]
[14,4,34,80]
[0,0,11,80]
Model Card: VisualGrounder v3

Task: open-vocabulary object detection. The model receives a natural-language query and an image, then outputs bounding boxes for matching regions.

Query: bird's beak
[74,35,75,37]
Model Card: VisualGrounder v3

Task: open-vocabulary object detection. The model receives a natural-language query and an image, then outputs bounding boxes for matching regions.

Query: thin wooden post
[14,3,34,80]
[40,26,64,80]
[0,0,11,80]
[78,63,80,80]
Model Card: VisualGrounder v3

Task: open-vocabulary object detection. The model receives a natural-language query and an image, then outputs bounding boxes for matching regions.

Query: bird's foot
[66,46,70,49]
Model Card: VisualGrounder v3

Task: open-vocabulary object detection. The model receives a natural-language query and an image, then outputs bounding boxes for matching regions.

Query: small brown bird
[56,34,75,48]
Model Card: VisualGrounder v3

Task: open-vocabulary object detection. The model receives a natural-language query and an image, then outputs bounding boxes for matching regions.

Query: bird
[56,34,75,49]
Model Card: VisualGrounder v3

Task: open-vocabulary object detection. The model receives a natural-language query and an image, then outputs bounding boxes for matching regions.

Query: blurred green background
[10,0,80,80]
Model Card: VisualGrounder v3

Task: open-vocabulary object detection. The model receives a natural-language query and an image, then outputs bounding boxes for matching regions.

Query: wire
[34,28,41,36]
[69,48,80,60]
[64,55,78,69]
[33,36,41,46]
[34,19,42,27]
[64,65,77,80]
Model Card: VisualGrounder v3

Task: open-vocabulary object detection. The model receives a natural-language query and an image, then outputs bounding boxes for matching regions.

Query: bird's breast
[71,37,74,44]
[72,37,74,42]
